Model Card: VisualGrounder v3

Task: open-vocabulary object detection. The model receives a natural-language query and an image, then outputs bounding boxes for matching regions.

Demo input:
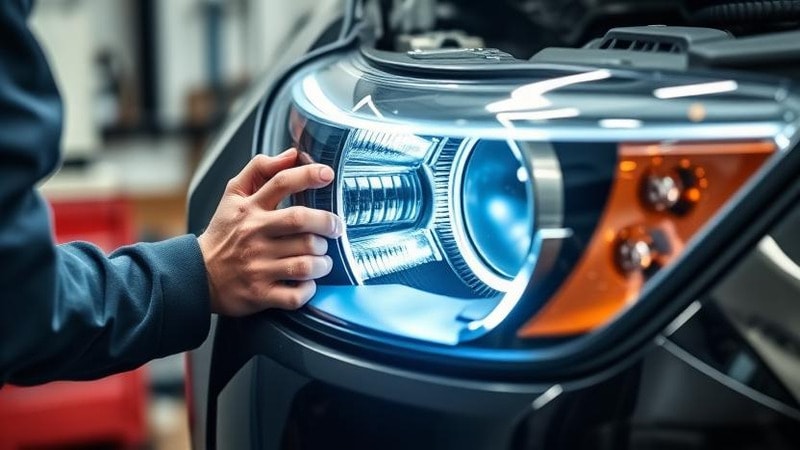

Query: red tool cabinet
[0,197,148,450]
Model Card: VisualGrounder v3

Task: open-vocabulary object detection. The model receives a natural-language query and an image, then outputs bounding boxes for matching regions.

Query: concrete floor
[149,397,190,450]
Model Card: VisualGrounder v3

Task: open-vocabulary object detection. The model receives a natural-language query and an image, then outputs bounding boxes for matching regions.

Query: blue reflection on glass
[308,285,499,345]
[462,140,533,278]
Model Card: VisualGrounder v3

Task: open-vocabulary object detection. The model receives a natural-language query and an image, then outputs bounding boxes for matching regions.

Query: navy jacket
[0,0,211,385]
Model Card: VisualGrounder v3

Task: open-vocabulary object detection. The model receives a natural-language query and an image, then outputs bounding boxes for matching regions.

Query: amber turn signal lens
[517,140,775,338]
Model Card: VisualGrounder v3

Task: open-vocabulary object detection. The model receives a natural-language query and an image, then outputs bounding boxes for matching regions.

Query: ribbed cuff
[149,234,212,357]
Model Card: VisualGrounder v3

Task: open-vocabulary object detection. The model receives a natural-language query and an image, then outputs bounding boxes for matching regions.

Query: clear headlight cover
[260,49,797,346]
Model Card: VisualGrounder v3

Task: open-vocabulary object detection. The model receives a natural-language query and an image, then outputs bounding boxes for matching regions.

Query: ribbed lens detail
[342,172,422,227]
[336,129,442,283]
[350,230,442,281]
[346,129,437,166]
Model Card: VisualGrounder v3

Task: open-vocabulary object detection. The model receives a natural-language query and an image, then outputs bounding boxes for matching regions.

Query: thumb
[226,149,297,196]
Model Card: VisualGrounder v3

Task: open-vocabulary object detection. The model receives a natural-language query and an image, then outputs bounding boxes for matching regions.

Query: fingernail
[325,256,333,270]
[319,166,334,182]
[278,148,295,158]
[331,216,343,237]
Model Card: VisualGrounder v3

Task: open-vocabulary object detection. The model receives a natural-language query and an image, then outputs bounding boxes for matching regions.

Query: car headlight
[259,48,794,346]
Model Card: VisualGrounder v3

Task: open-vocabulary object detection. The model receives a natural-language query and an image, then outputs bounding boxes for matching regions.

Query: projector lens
[462,140,533,279]
[443,139,538,293]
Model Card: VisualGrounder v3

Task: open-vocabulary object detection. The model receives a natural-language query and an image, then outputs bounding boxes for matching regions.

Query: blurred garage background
[0,0,318,448]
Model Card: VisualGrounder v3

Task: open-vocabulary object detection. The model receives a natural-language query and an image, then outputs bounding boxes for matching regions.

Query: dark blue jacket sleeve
[0,0,211,385]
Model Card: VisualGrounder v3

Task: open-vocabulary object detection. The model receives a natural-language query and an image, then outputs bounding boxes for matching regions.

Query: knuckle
[253,154,270,164]
[271,172,290,190]
[242,259,259,277]
[247,213,268,233]
[287,292,306,309]
[285,207,305,229]
[245,282,264,305]
[238,234,258,256]
[304,165,318,181]
[303,234,318,253]
[239,222,258,240]
[285,262,295,278]
[293,259,313,278]
[291,285,314,308]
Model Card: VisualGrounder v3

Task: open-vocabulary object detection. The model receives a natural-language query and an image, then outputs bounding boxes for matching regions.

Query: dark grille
[598,37,683,53]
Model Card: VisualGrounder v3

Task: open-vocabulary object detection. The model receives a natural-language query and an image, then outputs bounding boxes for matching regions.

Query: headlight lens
[337,130,439,283]
[260,49,793,347]
[458,139,533,290]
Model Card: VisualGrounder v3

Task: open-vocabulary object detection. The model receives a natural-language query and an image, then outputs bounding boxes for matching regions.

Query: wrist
[197,233,222,314]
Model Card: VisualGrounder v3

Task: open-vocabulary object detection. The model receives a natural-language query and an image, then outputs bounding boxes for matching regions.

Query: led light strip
[350,230,442,281]
[335,128,442,283]
[346,129,438,166]
[342,172,422,227]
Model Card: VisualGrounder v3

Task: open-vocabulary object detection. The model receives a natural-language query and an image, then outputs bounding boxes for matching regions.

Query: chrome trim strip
[532,384,564,410]
[663,300,703,337]
[759,235,800,282]
[659,337,800,421]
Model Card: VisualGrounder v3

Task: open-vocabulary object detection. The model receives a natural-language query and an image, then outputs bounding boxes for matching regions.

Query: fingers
[260,206,344,239]
[267,255,333,281]
[270,233,329,258]
[266,280,318,310]
[254,164,335,210]
[243,253,331,312]
[226,149,297,196]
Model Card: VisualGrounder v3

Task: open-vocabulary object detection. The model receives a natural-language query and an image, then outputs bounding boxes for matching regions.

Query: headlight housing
[260,47,796,347]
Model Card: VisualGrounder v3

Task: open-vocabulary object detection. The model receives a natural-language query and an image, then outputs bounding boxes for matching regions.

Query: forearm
[1,232,211,385]
[52,236,211,381]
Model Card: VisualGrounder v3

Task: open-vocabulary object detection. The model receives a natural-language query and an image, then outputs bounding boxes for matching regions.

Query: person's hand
[197,148,344,316]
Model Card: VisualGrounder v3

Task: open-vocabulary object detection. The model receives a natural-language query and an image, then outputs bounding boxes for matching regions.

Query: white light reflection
[296,74,781,142]
[775,125,794,151]
[352,94,384,118]
[599,118,643,129]
[301,75,415,135]
[510,224,529,241]
[653,80,738,100]
[466,227,573,333]
[760,236,800,282]
[488,199,511,222]
[486,70,612,113]
[496,108,581,129]
[516,166,529,183]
